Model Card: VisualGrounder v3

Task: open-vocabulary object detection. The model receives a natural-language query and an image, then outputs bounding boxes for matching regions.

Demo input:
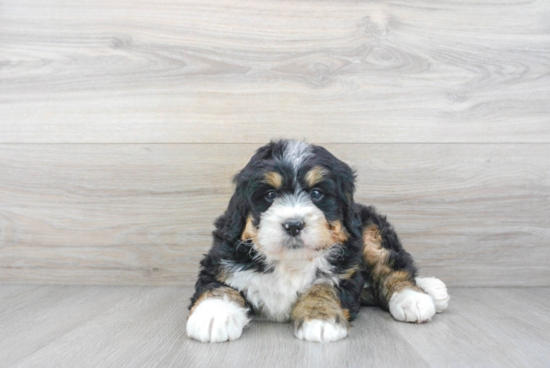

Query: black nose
[283,221,305,237]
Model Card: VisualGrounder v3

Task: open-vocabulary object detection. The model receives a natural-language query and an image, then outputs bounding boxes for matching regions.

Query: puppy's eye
[310,189,324,201]
[265,190,277,202]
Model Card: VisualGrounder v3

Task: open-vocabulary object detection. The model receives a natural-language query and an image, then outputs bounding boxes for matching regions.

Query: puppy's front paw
[294,319,348,342]
[389,289,436,323]
[415,277,450,313]
[186,298,250,343]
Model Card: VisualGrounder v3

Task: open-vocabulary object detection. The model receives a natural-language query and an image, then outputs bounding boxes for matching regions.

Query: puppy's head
[225,140,357,261]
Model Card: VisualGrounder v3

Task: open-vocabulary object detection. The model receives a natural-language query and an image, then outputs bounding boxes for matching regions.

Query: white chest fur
[225,257,335,322]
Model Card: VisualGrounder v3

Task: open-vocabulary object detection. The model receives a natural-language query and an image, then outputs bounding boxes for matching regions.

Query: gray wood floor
[1,285,548,368]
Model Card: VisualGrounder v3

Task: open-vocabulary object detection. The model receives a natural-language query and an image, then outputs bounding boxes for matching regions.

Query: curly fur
[188,139,449,342]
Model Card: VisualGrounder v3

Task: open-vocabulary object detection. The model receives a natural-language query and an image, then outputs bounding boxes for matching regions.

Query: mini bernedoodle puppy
[187,139,450,343]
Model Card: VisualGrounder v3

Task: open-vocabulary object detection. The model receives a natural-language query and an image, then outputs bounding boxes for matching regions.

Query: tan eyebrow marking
[263,171,283,189]
[304,166,327,187]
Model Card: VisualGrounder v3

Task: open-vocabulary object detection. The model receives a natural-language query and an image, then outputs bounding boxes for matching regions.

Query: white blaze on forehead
[261,191,318,224]
[281,140,312,172]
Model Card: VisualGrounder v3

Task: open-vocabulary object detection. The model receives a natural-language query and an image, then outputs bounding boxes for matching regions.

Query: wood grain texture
[1,144,548,287]
[1,0,550,143]
[1,285,549,368]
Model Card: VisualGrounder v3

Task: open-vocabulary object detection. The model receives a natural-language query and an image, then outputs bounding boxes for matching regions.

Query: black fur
[190,139,418,320]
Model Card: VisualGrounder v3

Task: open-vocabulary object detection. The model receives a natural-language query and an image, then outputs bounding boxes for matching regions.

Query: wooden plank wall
[1,0,549,287]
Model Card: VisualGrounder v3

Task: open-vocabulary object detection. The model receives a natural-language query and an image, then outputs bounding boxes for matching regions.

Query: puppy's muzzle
[283,220,304,237]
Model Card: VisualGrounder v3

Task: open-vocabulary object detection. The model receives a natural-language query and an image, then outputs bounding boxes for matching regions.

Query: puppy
[187,140,450,343]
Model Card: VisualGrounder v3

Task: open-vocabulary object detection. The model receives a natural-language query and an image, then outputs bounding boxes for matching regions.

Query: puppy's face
[234,140,355,261]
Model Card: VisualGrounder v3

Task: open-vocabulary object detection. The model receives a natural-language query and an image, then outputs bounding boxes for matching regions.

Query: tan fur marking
[189,291,211,316]
[341,265,359,280]
[304,166,327,187]
[362,224,423,300]
[292,284,349,328]
[342,309,351,321]
[189,287,245,317]
[363,224,387,266]
[329,220,349,244]
[383,270,422,299]
[217,267,229,283]
[263,171,283,189]
[241,215,265,255]
[241,216,258,242]
[315,220,349,251]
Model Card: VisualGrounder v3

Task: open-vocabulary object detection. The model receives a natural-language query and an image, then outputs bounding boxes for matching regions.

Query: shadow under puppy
[187,139,450,343]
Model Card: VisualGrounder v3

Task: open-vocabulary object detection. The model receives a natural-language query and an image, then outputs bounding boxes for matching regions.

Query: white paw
[415,277,450,313]
[294,319,348,342]
[389,289,436,323]
[186,297,250,343]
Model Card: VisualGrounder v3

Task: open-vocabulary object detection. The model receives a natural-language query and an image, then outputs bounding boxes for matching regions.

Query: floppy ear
[336,166,361,239]
[222,188,249,242]
[216,143,274,243]
[214,164,255,244]
[310,144,359,238]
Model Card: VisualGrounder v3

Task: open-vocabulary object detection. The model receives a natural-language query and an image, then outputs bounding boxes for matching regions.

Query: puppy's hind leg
[358,204,439,323]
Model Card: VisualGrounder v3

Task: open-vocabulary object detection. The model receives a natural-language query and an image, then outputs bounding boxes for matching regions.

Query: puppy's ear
[310,144,359,237]
[216,144,272,243]
[214,167,253,243]
[226,189,249,241]
[336,166,361,239]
